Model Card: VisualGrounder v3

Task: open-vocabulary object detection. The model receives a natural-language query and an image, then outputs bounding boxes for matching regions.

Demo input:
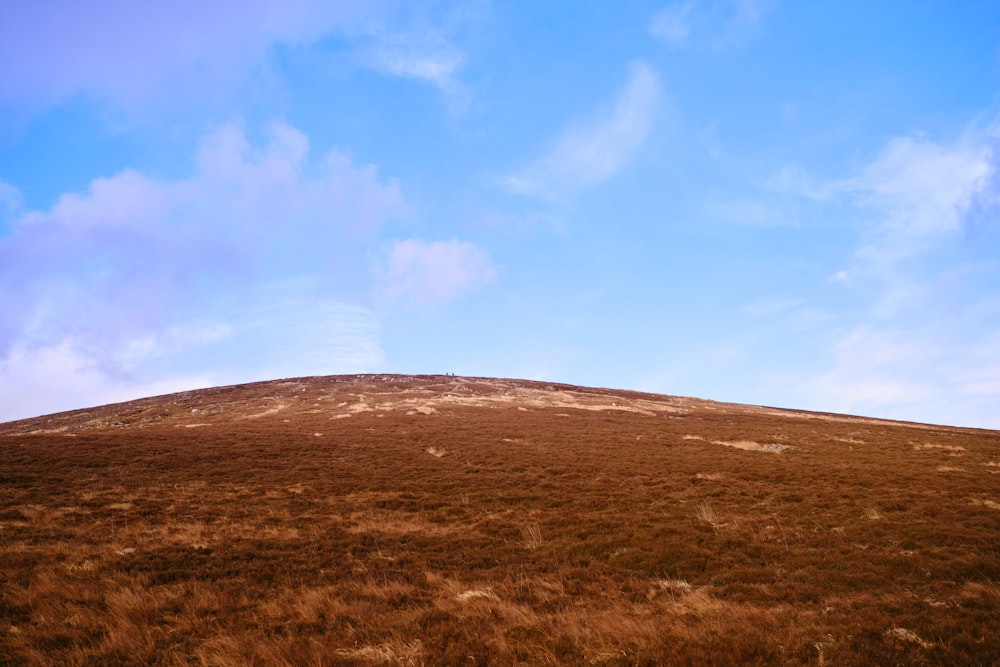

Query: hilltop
[2,374,999,664]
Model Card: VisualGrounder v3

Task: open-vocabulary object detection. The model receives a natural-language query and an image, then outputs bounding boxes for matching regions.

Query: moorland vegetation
[1,375,998,665]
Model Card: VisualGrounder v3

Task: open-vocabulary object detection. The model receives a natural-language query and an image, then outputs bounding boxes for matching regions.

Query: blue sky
[2,1,999,428]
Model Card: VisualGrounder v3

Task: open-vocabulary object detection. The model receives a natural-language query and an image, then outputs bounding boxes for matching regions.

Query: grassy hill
[1,374,998,665]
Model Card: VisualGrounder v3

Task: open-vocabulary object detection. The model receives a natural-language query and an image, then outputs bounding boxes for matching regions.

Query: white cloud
[779,126,998,270]
[649,1,697,46]
[829,269,850,283]
[796,325,1000,429]
[373,48,462,88]
[379,239,497,308]
[815,327,937,406]
[800,258,1000,428]
[363,28,468,109]
[649,0,774,50]
[773,118,1000,429]
[0,340,216,422]
[768,163,835,200]
[0,295,386,422]
[773,122,999,284]
[0,121,402,421]
[507,61,662,197]
[845,134,996,262]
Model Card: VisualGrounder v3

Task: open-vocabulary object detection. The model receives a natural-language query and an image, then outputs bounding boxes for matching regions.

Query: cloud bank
[0,121,407,420]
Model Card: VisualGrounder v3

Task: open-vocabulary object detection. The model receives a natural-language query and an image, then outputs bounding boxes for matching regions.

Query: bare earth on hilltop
[1,374,998,664]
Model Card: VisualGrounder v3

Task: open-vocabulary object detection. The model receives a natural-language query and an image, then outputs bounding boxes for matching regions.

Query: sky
[1,1,999,428]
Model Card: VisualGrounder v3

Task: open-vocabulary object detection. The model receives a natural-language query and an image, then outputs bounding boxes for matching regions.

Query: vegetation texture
[1,375,998,665]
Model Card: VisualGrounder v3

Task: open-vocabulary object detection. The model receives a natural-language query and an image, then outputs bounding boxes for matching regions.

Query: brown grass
[1,373,998,665]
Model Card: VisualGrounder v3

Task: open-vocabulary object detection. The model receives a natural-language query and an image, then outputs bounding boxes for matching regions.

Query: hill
[2,374,999,664]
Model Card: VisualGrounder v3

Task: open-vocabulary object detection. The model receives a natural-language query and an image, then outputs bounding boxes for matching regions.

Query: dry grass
[455,588,500,603]
[695,501,721,528]
[1,373,998,665]
[521,522,544,550]
[862,505,885,521]
[713,439,791,453]
[914,443,967,455]
[885,627,934,650]
[335,640,425,665]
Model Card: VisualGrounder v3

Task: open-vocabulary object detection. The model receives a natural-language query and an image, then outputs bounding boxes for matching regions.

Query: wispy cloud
[812,327,939,408]
[0,121,402,420]
[649,0,774,50]
[796,324,1000,429]
[779,123,999,267]
[362,28,469,110]
[188,285,385,382]
[378,239,497,309]
[507,61,662,197]
[649,1,697,46]
[841,133,997,264]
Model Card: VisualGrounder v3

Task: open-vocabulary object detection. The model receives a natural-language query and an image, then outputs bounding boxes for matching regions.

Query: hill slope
[2,374,999,664]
